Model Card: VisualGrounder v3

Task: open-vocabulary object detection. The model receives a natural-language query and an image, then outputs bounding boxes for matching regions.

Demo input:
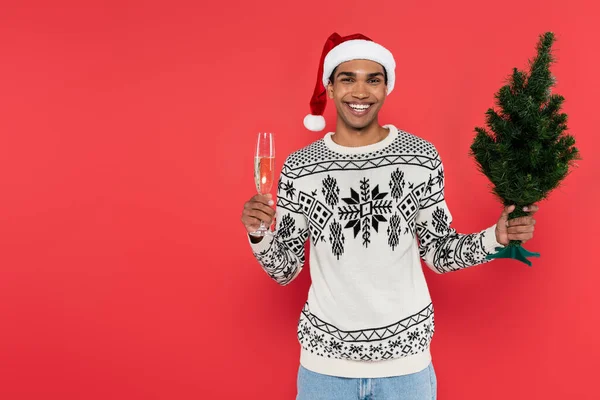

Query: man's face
[327,59,388,131]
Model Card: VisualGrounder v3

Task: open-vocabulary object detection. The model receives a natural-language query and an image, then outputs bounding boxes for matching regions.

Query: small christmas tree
[470,31,580,267]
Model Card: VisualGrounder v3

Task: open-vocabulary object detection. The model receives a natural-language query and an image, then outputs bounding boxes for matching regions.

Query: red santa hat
[303,32,396,132]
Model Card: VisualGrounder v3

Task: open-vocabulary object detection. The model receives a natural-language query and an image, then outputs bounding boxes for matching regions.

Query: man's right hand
[241,194,276,241]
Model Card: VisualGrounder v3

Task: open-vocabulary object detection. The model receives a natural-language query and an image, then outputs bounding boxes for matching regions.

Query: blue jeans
[296,362,437,400]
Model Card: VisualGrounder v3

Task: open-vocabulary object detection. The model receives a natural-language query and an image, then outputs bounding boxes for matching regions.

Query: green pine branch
[470,32,580,211]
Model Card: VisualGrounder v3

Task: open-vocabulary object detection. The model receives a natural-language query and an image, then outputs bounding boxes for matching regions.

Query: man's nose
[352,83,368,99]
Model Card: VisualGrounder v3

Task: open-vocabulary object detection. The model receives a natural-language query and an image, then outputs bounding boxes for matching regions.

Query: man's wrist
[494,226,508,246]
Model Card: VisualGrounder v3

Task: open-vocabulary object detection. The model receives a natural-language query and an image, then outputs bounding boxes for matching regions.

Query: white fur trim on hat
[303,114,326,131]
[322,39,396,94]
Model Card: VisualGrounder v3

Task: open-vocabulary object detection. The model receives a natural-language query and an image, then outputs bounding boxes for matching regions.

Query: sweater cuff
[482,224,505,254]
[247,233,274,254]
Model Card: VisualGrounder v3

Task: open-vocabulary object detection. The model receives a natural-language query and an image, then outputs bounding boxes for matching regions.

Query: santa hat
[303,32,396,132]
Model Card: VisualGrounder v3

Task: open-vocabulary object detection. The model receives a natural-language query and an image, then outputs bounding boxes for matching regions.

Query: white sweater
[249,125,503,378]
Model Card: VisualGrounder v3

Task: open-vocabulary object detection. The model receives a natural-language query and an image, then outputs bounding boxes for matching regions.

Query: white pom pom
[303,114,326,132]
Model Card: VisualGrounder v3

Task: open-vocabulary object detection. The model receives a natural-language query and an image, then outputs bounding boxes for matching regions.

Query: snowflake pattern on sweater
[250,125,502,368]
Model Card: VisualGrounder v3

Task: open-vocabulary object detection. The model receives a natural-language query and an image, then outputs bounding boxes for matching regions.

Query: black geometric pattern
[411,156,498,272]
[298,302,435,361]
[416,223,494,273]
[284,154,440,179]
[321,175,340,207]
[278,214,296,239]
[387,214,402,250]
[432,207,450,234]
[249,125,510,373]
[255,125,500,286]
[287,129,436,165]
[298,191,333,246]
[420,189,445,210]
[283,130,439,179]
[420,169,445,209]
[389,168,405,200]
[397,182,425,238]
[276,196,303,214]
[278,179,297,200]
[254,232,308,285]
[338,178,393,247]
[329,221,345,260]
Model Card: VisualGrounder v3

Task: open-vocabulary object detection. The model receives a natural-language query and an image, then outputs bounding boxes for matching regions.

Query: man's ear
[327,81,334,99]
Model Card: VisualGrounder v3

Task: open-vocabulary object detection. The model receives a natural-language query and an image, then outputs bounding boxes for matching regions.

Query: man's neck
[331,119,389,148]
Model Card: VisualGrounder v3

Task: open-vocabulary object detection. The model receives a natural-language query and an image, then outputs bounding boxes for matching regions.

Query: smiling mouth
[345,103,372,116]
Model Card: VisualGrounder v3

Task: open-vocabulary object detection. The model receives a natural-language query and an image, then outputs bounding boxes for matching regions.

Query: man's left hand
[495,204,539,246]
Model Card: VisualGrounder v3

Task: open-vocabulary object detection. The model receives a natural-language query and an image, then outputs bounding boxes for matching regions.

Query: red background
[1,1,598,399]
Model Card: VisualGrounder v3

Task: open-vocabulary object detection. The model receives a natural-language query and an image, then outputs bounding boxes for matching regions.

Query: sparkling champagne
[254,156,275,195]
[250,132,275,237]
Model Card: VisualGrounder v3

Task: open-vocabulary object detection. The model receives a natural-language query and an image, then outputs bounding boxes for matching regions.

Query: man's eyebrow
[335,71,356,78]
[335,71,384,78]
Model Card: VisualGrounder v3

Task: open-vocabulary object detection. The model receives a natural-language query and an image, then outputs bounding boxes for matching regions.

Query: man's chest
[279,165,431,253]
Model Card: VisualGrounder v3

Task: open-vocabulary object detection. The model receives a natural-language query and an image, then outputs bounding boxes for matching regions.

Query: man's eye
[341,78,353,82]
[369,79,381,84]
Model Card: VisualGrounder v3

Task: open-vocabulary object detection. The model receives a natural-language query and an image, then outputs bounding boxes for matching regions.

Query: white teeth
[348,104,371,111]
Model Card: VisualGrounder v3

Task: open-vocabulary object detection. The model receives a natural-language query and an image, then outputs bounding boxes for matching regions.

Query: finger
[245,209,275,224]
[498,205,515,230]
[507,233,534,241]
[523,204,539,214]
[252,194,275,206]
[507,225,534,234]
[263,193,275,206]
[502,205,516,217]
[246,201,276,217]
[507,216,535,227]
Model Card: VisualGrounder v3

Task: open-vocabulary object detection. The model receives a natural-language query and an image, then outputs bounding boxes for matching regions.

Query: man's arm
[415,150,504,274]
[242,167,309,285]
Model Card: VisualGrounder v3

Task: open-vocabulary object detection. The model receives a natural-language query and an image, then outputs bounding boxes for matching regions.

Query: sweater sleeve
[248,158,309,285]
[415,150,504,274]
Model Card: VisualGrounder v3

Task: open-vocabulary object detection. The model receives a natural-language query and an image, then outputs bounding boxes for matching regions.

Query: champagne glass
[251,132,275,236]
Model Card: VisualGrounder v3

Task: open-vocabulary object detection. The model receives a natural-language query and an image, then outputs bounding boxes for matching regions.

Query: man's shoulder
[394,127,439,158]
[283,137,327,167]
[280,126,441,171]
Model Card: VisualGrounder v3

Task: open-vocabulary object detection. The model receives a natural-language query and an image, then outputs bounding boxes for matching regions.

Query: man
[241,32,537,400]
